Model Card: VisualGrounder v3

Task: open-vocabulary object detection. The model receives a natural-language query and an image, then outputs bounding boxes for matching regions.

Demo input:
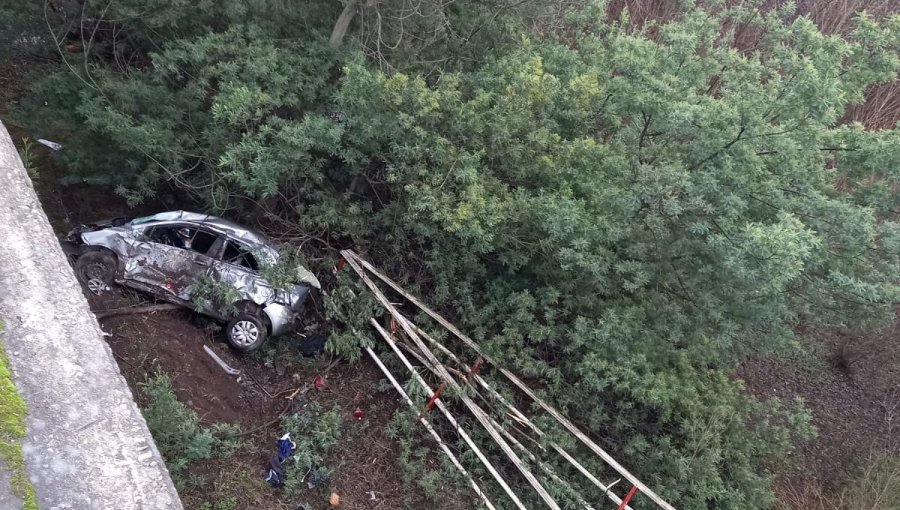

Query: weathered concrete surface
[0,121,183,509]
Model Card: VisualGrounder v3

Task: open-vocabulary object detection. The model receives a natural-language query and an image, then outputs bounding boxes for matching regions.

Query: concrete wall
[0,122,183,509]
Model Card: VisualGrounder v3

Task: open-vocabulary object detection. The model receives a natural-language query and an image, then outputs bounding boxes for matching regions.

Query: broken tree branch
[94,303,182,319]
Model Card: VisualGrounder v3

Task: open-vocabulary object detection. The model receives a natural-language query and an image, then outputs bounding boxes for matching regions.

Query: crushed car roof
[131,210,272,248]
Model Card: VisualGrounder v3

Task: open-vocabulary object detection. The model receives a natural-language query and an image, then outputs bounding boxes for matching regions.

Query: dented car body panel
[66,211,319,337]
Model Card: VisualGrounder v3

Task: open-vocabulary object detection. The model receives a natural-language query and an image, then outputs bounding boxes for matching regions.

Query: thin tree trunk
[330,0,359,47]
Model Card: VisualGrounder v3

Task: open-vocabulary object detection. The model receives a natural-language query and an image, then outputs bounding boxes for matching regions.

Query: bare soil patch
[738,316,900,496]
[83,286,437,509]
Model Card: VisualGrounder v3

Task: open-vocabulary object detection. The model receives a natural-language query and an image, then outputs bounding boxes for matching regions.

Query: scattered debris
[307,468,330,489]
[299,333,328,357]
[264,433,297,487]
[36,138,62,151]
[329,492,341,507]
[286,384,310,401]
[203,345,240,376]
[314,374,326,391]
[353,407,365,420]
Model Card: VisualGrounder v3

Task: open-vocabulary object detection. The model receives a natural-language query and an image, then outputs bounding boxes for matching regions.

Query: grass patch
[0,320,39,509]
[775,451,900,510]
[280,403,343,499]
[140,374,244,489]
[385,408,471,506]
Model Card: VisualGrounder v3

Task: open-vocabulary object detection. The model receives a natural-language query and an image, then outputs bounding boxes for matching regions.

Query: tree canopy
[13,0,900,508]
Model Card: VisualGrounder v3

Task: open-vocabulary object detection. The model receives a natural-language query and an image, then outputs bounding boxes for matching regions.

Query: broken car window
[147,226,218,256]
[222,240,260,271]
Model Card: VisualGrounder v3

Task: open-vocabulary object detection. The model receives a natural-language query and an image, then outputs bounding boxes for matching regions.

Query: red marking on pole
[466,357,484,382]
[417,382,446,420]
[390,318,399,336]
[617,485,639,510]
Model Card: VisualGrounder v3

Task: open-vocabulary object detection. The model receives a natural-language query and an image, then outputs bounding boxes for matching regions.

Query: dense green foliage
[11,0,900,508]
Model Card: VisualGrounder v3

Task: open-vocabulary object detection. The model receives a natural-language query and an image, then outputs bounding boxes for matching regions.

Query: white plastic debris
[37,139,63,151]
[203,344,240,375]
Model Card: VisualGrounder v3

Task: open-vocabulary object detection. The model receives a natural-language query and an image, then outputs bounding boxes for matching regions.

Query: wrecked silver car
[63,211,320,351]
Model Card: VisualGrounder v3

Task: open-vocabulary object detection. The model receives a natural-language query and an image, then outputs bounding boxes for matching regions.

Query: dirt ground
[738,317,900,500]
[78,281,446,510]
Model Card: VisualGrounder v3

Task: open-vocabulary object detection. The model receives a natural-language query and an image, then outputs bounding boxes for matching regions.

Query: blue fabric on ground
[265,433,297,487]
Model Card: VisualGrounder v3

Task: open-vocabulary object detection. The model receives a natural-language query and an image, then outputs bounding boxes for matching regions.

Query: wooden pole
[342,249,676,510]
[409,321,635,510]
[345,253,561,510]
[370,320,527,510]
[403,324,632,510]
[364,346,497,510]
[488,414,597,510]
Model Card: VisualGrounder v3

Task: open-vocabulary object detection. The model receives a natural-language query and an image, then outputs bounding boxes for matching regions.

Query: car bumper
[263,303,297,337]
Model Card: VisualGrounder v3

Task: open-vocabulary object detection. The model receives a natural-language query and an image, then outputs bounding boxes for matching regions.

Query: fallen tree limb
[94,304,182,319]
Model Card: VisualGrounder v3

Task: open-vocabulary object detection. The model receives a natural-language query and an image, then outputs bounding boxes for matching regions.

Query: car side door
[210,239,273,306]
[122,223,221,303]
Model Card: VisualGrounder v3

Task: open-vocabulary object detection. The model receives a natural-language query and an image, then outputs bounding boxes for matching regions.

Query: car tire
[75,251,117,293]
[226,313,268,352]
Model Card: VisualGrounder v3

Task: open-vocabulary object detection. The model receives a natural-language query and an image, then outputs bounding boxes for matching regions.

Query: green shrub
[385,408,471,505]
[279,403,343,498]
[198,496,238,510]
[141,375,243,486]
[210,423,245,458]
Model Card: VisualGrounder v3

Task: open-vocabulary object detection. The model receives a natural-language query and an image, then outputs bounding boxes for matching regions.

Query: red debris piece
[353,407,365,420]
[336,258,346,272]
[314,374,326,390]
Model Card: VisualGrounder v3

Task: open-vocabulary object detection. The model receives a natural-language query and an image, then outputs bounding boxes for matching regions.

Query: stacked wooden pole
[341,249,677,510]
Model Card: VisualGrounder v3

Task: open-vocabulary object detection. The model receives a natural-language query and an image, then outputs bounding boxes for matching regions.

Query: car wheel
[75,251,117,295]
[226,313,268,352]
